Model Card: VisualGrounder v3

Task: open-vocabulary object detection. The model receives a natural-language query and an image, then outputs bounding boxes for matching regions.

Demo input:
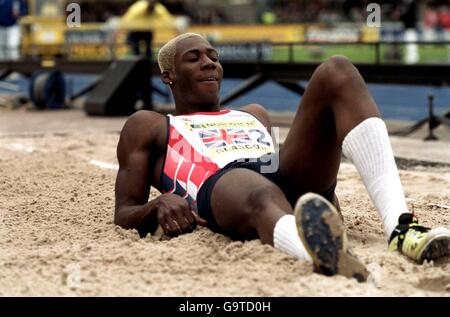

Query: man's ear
[161,71,174,86]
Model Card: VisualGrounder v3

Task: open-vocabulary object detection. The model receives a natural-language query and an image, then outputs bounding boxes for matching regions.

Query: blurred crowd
[1,0,450,62]
[424,1,450,29]
[263,0,449,29]
[71,0,228,25]
[5,0,447,28]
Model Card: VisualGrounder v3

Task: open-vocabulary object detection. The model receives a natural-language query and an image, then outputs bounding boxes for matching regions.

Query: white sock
[342,117,409,238]
[273,214,312,262]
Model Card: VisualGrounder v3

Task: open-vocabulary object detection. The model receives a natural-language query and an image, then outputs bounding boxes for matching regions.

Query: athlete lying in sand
[114,33,450,282]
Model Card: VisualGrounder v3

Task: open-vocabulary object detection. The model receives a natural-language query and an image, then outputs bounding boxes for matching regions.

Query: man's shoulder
[124,108,163,125]
[239,104,271,127]
[121,110,166,146]
[239,103,268,113]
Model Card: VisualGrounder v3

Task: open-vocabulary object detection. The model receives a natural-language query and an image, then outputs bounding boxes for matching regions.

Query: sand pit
[1,112,449,296]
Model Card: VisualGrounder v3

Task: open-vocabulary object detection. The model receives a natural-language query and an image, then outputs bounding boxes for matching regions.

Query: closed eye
[184,53,219,63]
[185,55,198,62]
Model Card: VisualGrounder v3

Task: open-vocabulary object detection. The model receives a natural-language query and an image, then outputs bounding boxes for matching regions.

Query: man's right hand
[155,193,207,237]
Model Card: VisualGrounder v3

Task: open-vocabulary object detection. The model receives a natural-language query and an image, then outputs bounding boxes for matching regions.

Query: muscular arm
[114,111,162,236]
[114,111,204,238]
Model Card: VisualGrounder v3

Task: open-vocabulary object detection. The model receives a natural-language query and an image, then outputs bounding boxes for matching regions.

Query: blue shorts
[196,153,336,233]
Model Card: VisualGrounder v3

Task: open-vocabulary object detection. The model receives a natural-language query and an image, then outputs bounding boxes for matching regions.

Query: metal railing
[205,40,450,64]
[2,40,449,65]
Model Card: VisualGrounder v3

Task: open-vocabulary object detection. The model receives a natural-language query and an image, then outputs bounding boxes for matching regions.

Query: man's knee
[322,55,364,93]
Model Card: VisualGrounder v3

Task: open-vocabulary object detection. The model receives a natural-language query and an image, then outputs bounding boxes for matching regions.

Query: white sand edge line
[0,130,120,139]
[427,204,450,210]
[88,159,119,171]
[0,143,34,153]
[0,131,50,138]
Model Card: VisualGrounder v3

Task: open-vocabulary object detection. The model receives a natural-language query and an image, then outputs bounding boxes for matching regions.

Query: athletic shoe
[388,213,450,263]
[294,192,369,282]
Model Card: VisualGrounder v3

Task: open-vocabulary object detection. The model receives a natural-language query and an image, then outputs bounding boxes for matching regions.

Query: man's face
[172,36,223,108]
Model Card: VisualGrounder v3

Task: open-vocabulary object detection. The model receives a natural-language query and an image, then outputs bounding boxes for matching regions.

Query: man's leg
[280,55,449,262]
[209,168,311,261]
[209,167,368,281]
[279,55,407,234]
[280,55,380,199]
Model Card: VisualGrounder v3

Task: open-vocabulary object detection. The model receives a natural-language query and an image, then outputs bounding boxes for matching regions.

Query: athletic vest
[160,109,275,207]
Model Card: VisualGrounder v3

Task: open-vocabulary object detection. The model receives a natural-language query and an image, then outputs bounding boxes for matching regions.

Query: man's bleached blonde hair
[157,33,206,72]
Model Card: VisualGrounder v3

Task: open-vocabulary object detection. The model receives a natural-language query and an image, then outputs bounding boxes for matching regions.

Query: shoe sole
[294,192,369,282]
[419,229,450,263]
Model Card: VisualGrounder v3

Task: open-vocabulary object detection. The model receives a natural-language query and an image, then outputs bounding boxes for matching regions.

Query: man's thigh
[278,68,341,196]
[202,167,291,239]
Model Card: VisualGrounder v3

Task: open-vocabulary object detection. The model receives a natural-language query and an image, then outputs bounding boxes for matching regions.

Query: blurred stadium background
[5,0,449,63]
[0,0,449,121]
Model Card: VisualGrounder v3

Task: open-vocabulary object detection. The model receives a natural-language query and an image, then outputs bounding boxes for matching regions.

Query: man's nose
[200,56,216,70]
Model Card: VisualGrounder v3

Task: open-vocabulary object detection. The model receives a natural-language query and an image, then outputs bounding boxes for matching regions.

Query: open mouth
[198,76,218,82]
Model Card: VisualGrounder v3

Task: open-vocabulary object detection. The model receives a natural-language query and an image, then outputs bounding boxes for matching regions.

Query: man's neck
[175,104,221,115]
